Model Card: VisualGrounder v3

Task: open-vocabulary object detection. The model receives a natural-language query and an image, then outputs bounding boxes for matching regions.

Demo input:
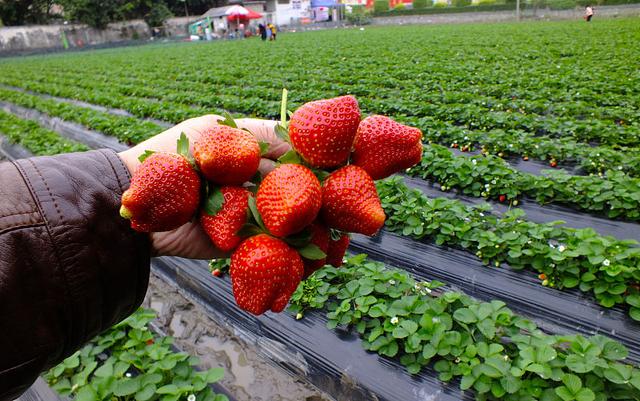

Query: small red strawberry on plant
[193,123,262,186]
[499,195,506,203]
[321,165,385,236]
[352,115,423,180]
[201,186,251,252]
[550,159,558,168]
[257,164,322,237]
[230,234,304,315]
[326,231,350,267]
[289,95,361,168]
[120,133,201,232]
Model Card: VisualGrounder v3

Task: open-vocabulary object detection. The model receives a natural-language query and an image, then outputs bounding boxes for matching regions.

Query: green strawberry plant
[377,177,640,321]
[0,109,88,155]
[44,308,228,401]
[409,145,640,221]
[290,255,640,400]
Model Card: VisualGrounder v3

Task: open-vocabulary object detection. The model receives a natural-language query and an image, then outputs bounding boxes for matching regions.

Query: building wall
[275,0,312,25]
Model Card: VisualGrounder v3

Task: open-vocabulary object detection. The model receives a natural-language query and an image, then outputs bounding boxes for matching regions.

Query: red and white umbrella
[225,5,263,21]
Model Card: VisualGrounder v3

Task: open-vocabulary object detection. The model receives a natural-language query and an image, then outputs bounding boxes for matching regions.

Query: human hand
[118,114,291,259]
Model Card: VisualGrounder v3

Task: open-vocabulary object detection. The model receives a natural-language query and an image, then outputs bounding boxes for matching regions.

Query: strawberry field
[1,17,640,401]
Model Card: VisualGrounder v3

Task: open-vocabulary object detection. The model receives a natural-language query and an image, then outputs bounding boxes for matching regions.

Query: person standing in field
[266,23,272,40]
[259,23,267,41]
[584,5,594,22]
[268,23,277,41]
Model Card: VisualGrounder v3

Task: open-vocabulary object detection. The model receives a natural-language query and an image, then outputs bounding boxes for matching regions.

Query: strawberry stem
[280,88,288,126]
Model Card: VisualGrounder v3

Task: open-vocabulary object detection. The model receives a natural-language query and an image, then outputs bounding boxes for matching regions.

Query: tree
[145,2,173,28]
[0,0,54,26]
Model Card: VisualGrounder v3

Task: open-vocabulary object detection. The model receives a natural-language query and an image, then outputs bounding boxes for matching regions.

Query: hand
[118,114,291,259]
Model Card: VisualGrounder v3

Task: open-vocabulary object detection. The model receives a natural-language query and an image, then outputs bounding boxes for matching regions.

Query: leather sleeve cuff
[13,149,150,360]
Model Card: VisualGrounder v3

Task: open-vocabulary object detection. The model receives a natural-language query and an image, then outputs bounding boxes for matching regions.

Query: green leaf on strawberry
[138,150,156,163]
[297,243,327,260]
[278,149,302,164]
[259,141,270,156]
[204,186,225,216]
[219,112,239,129]
[247,196,267,233]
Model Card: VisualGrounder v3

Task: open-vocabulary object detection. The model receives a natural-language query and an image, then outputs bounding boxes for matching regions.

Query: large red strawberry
[257,164,322,237]
[326,233,350,267]
[201,187,251,252]
[352,115,423,180]
[302,222,330,279]
[120,152,200,232]
[321,165,385,236]
[289,95,361,168]
[193,125,261,185]
[230,234,304,315]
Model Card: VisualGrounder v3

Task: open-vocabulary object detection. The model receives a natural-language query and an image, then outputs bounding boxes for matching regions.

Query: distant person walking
[268,23,277,41]
[584,5,594,22]
[259,23,267,41]
[266,24,272,40]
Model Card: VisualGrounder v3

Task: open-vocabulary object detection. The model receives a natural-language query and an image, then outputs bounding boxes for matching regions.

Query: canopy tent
[225,5,263,21]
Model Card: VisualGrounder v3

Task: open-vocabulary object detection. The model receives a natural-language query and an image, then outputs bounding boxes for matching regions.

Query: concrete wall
[0,20,151,53]
[0,16,205,54]
[371,3,640,24]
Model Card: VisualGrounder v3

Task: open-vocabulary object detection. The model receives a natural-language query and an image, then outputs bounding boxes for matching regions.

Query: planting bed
[0,17,639,401]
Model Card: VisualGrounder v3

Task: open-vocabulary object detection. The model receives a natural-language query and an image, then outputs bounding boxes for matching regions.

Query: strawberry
[499,195,506,203]
[289,95,361,168]
[257,164,322,237]
[120,152,200,232]
[230,234,304,315]
[352,115,423,180]
[326,232,350,267]
[550,160,558,168]
[193,125,260,186]
[321,165,385,236]
[201,187,251,252]
[302,222,330,279]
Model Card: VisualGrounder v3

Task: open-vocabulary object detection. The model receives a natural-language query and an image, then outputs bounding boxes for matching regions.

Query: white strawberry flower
[188,395,196,401]
[603,259,611,266]
[558,245,566,252]
[390,317,399,325]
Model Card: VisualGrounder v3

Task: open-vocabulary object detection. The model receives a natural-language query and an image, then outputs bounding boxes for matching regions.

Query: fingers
[258,159,278,175]
[235,118,292,159]
[150,222,228,259]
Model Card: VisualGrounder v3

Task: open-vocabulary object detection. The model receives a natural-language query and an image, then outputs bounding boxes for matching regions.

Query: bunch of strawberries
[120,94,423,316]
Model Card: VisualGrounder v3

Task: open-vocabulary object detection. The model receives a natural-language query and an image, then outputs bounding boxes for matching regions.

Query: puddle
[197,335,255,389]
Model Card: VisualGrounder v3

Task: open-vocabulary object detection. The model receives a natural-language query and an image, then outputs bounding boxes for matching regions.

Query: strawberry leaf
[284,228,313,248]
[219,112,238,128]
[298,244,326,260]
[247,196,267,232]
[278,150,302,165]
[259,141,270,156]
[312,168,330,182]
[177,132,196,167]
[275,123,290,143]
[177,132,190,157]
[205,186,225,216]
[138,150,155,163]
[330,229,346,242]
[237,223,264,238]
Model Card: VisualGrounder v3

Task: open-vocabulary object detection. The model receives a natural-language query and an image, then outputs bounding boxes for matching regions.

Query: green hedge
[413,0,434,8]
[374,0,390,12]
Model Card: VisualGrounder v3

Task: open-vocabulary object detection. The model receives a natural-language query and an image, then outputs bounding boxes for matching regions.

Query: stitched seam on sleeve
[100,149,131,192]
[0,222,46,236]
[13,159,72,357]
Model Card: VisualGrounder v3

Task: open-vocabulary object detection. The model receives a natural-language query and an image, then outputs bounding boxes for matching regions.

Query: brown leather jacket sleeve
[0,149,150,400]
